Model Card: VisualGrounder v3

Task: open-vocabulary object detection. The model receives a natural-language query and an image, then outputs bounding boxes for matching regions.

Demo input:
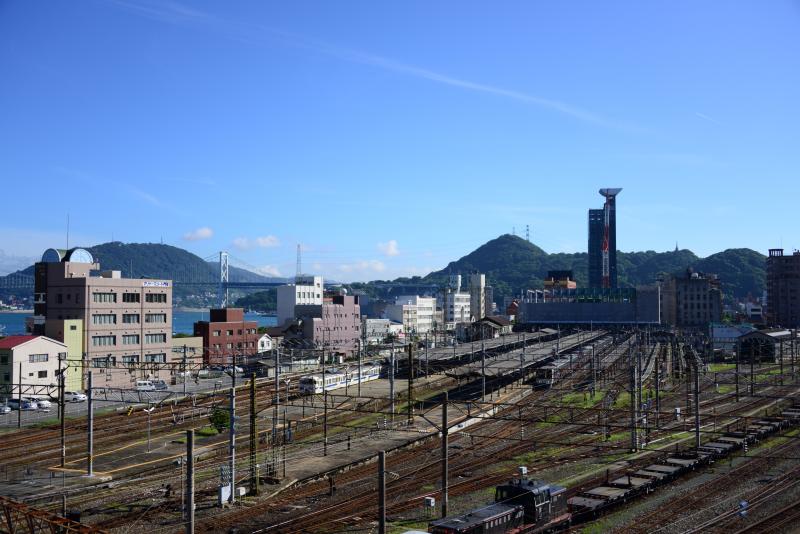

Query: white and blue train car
[298,362,382,395]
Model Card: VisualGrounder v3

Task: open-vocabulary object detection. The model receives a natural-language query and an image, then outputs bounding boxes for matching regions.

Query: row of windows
[91,292,167,303]
[211,328,257,336]
[211,341,256,350]
[93,314,117,325]
[29,353,49,363]
[56,293,81,304]
[92,333,167,346]
[146,313,167,324]
[93,353,167,367]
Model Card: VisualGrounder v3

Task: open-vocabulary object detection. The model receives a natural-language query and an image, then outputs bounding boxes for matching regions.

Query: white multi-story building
[276,275,323,326]
[470,273,487,321]
[444,291,471,328]
[383,295,437,335]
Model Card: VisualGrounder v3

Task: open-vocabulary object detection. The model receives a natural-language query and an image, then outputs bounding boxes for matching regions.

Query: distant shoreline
[0,309,32,314]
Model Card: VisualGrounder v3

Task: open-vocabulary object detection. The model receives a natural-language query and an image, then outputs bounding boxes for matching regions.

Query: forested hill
[422,234,765,303]
[0,242,285,303]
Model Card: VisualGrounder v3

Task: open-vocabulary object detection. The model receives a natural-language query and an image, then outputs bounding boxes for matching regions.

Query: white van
[136,380,156,392]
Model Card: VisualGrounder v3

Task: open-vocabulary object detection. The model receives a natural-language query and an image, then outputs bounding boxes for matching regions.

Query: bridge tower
[219,251,229,308]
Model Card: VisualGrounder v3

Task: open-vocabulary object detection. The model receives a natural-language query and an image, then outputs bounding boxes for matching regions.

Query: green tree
[209,407,230,433]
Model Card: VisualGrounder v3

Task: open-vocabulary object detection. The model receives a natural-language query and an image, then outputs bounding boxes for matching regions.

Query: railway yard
[1,328,799,534]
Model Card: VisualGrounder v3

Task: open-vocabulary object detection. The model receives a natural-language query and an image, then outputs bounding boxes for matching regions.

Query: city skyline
[2,1,799,281]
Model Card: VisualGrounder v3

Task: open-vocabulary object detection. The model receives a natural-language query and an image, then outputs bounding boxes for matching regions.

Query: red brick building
[193,308,258,366]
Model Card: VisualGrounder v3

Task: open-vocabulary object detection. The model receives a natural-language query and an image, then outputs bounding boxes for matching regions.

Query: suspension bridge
[0,252,440,306]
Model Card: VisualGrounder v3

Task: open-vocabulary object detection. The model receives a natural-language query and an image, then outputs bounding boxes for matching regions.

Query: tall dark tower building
[766,248,800,328]
[588,188,622,288]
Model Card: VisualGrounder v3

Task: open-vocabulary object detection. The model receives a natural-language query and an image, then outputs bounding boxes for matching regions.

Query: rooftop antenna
[512,226,516,236]
[296,243,302,281]
[526,224,530,242]
[66,213,70,250]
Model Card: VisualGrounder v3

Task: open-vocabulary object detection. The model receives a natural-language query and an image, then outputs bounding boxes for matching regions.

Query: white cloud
[255,265,282,277]
[232,237,249,250]
[337,260,386,274]
[377,239,400,257]
[255,235,280,248]
[183,227,213,241]
[233,235,280,250]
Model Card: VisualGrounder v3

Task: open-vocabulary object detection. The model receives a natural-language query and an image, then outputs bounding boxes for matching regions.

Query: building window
[226,343,233,349]
[122,355,139,365]
[145,313,167,324]
[123,293,140,303]
[92,314,117,325]
[29,354,49,363]
[3,373,8,382]
[0,356,7,365]
[122,334,140,345]
[145,353,166,363]
[145,293,167,303]
[70,325,77,331]
[38,370,48,379]
[123,314,140,324]
[93,292,117,303]
[212,330,220,336]
[92,335,116,347]
[226,330,233,336]
[91,357,116,367]
[57,293,63,304]
[145,333,167,344]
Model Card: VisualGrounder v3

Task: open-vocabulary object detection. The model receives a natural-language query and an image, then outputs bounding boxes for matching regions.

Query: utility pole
[693,361,700,449]
[425,332,429,377]
[407,343,414,425]
[17,362,22,429]
[186,429,194,534]
[441,392,449,518]
[59,353,66,468]
[629,347,637,452]
[655,346,660,429]
[390,338,395,421]
[735,339,740,402]
[182,345,189,397]
[229,386,236,503]
[481,331,486,401]
[273,349,279,446]
[87,371,94,476]
[378,450,386,534]
[323,339,328,457]
[250,373,258,495]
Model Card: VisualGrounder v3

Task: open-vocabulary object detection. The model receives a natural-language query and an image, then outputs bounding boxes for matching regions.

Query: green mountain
[0,242,285,306]
[423,234,765,304]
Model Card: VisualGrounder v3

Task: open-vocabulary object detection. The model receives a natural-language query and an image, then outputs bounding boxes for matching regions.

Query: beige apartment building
[32,247,174,388]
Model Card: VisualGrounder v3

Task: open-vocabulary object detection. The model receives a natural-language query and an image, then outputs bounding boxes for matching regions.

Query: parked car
[152,380,169,391]
[135,380,156,392]
[64,391,87,402]
[25,397,52,410]
[7,398,38,410]
[0,405,11,414]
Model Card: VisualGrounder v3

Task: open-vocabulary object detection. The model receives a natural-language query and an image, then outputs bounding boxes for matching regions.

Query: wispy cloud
[695,112,722,126]
[233,235,280,250]
[255,265,281,277]
[183,227,213,241]
[377,239,400,257]
[337,259,386,274]
[102,1,631,129]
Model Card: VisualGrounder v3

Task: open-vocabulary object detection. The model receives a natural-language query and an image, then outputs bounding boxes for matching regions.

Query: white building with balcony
[277,275,324,326]
[383,295,437,335]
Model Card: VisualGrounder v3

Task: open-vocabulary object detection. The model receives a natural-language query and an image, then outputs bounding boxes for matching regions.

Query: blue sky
[1,1,798,280]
